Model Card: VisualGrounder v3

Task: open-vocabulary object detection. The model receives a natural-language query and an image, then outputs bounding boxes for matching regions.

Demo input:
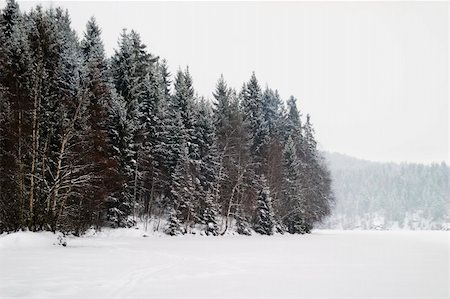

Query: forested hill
[323,152,449,230]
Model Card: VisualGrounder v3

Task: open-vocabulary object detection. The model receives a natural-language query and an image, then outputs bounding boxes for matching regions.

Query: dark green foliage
[253,176,275,235]
[165,206,183,236]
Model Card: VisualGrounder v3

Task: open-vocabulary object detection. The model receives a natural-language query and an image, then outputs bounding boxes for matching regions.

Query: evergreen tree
[170,144,196,232]
[110,29,155,222]
[165,206,183,236]
[253,176,275,235]
[0,0,30,231]
[159,59,172,99]
[213,74,232,138]
[301,114,333,232]
[202,191,219,236]
[80,17,122,228]
[137,60,164,222]
[234,73,269,233]
[172,68,197,159]
[261,88,284,136]
[285,96,303,150]
[235,208,252,236]
[214,81,253,234]
[0,0,20,38]
[193,98,220,233]
[105,90,135,227]
[240,73,268,166]
[281,136,306,233]
[260,88,285,221]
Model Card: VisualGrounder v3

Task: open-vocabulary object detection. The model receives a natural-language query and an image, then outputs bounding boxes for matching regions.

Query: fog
[10,1,449,164]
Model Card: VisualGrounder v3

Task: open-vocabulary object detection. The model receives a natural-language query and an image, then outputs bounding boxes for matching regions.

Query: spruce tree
[105,90,135,227]
[110,29,154,223]
[172,68,197,158]
[170,143,196,232]
[261,88,284,136]
[165,206,183,236]
[285,96,303,150]
[301,114,334,232]
[0,0,30,231]
[213,74,232,137]
[216,83,253,234]
[260,88,285,222]
[240,73,268,165]
[239,73,270,232]
[281,136,305,234]
[0,0,20,38]
[253,176,275,235]
[193,98,220,233]
[80,17,122,228]
[202,191,219,236]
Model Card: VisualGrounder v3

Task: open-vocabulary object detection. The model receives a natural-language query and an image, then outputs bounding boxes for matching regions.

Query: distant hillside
[322,152,449,230]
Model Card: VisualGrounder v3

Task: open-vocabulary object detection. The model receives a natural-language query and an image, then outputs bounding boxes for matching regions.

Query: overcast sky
[9,1,449,164]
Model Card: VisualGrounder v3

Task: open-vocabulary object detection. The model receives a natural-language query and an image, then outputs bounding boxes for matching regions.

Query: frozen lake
[0,229,448,299]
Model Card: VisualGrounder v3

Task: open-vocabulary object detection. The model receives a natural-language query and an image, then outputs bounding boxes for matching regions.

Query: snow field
[0,229,448,299]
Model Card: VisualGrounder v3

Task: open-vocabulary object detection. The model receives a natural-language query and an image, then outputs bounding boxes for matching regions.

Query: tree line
[324,153,449,230]
[0,1,334,236]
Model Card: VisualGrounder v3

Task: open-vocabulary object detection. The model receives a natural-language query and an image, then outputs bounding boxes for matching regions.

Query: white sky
[8,1,449,164]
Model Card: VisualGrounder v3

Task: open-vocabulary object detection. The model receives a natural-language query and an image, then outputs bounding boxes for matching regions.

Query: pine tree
[261,88,284,136]
[163,67,205,231]
[253,176,275,235]
[165,206,183,236]
[137,59,164,222]
[202,191,219,236]
[172,68,197,158]
[80,17,122,228]
[105,90,135,227]
[212,76,233,217]
[260,88,285,222]
[0,0,30,231]
[238,73,270,233]
[214,81,253,234]
[301,114,334,233]
[281,136,305,234]
[170,144,196,233]
[235,207,252,236]
[285,96,303,150]
[240,73,269,166]
[303,114,317,163]
[159,59,171,99]
[193,98,220,233]
[110,29,155,223]
[151,83,174,190]
[0,0,20,38]
[213,74,232,138]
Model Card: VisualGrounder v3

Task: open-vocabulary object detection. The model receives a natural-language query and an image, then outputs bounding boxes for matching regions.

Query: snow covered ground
[0,229,448,299]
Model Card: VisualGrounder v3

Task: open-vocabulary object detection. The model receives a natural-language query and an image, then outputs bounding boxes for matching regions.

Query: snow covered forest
[323,153,449,230]
[0,1,334,236]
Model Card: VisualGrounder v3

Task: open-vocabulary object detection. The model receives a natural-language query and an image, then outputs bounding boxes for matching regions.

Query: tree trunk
[29,92,40,228]
[17,109,24,224]
[221,165,245,235]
